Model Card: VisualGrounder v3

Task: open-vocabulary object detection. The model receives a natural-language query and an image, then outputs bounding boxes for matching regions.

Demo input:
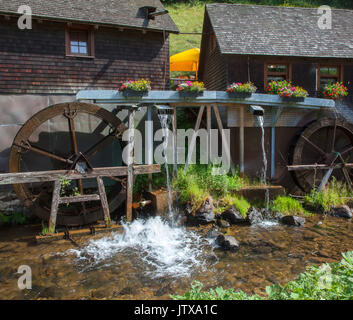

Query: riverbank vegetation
[173,165,257,213]
[269,195,310,217]
[303,179,353,213]
[172,251,353,300]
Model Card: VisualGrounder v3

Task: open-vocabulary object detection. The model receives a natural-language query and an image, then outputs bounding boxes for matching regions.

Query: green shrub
[0,211,27,226]
[218,194,250,217]
[303,179,353,213]
[171,281,263,300]
[172,251,353,300]
[266,251,353,300]
[270,195,309,216]
[173,165,247,212]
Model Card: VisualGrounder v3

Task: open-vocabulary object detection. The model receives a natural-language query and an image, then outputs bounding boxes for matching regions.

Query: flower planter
[227,92,252,98]
[178,91,204,98]
[280,96,305,102]
[121,90,148,98]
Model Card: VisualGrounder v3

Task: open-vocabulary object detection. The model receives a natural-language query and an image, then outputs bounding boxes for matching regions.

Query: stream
[0,214,352,300]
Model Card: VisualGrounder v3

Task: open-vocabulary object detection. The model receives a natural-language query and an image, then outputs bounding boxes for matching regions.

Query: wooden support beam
[146,106,153,192]
[97,176,111,227]
[58,194,100,204]
[207,105,211,165]
[271,106,283,179]
[318,168,334,191]
[173,105,178,178]
[48,180,61,234]
[288,163,353,171]
[239,105,245,177]
[126,108,136,222]
[184,105,205,172]
[213,105,235,174]
[0,164,160,185]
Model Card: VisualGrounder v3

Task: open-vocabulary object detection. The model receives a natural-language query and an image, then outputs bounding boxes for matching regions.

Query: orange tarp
[170,48,200,72]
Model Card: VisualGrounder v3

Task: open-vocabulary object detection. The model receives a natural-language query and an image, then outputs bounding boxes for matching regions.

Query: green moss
[218,194,250,217]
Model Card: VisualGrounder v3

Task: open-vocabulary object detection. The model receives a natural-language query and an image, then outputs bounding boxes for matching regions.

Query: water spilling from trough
[256,114,270,209]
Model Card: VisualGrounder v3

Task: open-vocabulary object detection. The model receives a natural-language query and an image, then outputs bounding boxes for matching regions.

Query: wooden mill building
[0,0,178,173]
[199,4,353,190]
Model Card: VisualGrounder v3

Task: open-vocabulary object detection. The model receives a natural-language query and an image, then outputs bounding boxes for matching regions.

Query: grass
[172,251,353,300]
[165,2,204,56]
[303,179,353,213]
[269,195,310,217]
[215,194,251,217]
[173,164,247,212]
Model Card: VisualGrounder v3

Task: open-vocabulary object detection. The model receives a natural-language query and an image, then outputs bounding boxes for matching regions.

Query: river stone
[281,215,305,226]
[221,206,246,224]
[194,197,215,224]
[246,207,263,225]
[215,234,239,252]
[206,229,223,239]
[329,205,352,219]
[184,202,192,216]
[217,219,230,228]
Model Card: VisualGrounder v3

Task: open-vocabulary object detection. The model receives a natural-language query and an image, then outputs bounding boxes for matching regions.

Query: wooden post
[96,176,111,227]
[48,180,61,234]
[184,106,205,172]
[146,106,153,192]
[173,105,178,178]
[239,105,245,177]
[126,108,136,222]
[213,105,235,174]
[271,106,283,180]
[318,168,334,191]
[207,105,211,165]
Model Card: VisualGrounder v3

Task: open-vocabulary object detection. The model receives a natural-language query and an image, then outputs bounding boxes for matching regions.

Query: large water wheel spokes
[290,117,353,192]
[9,102,128,226]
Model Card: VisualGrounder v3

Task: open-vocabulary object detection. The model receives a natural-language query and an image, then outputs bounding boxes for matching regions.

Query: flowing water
[158,112,175,221]
[0,215,352,300]
[1,110,352,300]
[257,115,270,209]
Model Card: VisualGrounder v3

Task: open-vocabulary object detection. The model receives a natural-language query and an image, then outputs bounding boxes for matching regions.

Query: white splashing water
[68,112,215,279]
[69,216,212,278]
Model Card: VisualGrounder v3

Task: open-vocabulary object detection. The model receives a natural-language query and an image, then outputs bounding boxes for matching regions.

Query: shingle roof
[206,4,353,58]
[0,0,179,33]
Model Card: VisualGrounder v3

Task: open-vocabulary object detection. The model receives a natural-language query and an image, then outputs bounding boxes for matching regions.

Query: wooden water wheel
[290,117,353,192]
[9,102,129,226]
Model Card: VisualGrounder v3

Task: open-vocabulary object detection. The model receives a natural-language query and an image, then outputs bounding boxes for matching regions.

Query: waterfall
[257,115,270,209]
[158,111,176,223]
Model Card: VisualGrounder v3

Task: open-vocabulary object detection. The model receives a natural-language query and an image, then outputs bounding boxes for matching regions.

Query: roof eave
[220,51,353,60]
[0,10,180,34]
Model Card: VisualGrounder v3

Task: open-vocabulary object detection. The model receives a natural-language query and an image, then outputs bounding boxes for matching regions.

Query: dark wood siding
[198,12,227,90]
[0,18,170,94]
[292,62,317,96]
[343,64,353,105]
[226,56,248,87]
